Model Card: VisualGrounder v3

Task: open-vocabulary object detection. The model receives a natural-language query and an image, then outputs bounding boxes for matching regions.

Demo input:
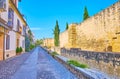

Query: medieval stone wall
[44,2,120,52]
[59,2,120,52]
[59,30,69,48]
[76,2,120,52]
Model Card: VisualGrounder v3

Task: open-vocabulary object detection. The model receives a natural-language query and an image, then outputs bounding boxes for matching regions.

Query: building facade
[43,38,54,49]
[0,0,27,60]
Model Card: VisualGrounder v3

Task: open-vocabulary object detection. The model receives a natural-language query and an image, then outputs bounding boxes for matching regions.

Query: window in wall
[23,26,26,36]
[6,35,10,50]
[17,19,20,31]
[8,8,14,27]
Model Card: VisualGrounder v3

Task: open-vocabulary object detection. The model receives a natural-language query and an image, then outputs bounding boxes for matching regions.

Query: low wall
[42,47,95,79]
[50,47,61,54]
[54,56,94,79]
[61,48,120,78]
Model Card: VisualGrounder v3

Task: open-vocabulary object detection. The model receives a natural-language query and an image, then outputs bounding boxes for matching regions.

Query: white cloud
[31,27,41,31]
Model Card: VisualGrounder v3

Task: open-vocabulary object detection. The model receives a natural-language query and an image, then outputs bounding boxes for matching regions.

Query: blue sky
[18,0,118,39]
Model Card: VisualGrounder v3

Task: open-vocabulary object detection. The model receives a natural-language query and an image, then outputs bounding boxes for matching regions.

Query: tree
[66,22,69,30]
[25,35,30,52]
[54,20,60,46]
[30,44,35,50]
[28,30,33,42]
[28,30,32,36]
[83,6,89,20]
[25,29,34,52]
[35,39,43,46]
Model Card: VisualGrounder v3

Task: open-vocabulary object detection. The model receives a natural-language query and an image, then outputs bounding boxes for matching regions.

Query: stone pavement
[37,47,77,79]
[0,47,77,79]
[0,51,31,79]
[11,48,38,79]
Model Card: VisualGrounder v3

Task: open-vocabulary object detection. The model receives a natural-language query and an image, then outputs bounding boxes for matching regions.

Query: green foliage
[28,30,33,42]
[25,29,34,52]
[67,60,89,68]
[25,36,30,52]
[30,44,35,50]
[66,22,69,30]
[83,6,89,20]
[28,30,32,36]
[16,47,20,53]
[35,39,43,46]
[51,52,58,56]
[19,47,23,52]
[54,20,60,46]
[16,47,23,54]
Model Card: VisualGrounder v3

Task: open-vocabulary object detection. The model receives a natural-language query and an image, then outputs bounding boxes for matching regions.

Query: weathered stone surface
[59,2,120,52]
[61,48,120,78]
[0,47,77,79]
[37,47,77,79]
[0,51,31,79]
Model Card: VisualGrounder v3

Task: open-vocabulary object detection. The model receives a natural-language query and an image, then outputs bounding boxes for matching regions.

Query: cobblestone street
[0,51,31,79]
[0,47,77,79]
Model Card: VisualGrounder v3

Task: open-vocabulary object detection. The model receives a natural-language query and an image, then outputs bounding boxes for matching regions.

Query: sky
[18,0,118,39]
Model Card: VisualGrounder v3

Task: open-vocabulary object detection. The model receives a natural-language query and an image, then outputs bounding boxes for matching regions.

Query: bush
[16,47,20,53]
[25,48,30,52]
[30,44,35,50]
[67,60,89,68]
[19,47,23,53]
[25,36,30,52]
[51,52,58,56]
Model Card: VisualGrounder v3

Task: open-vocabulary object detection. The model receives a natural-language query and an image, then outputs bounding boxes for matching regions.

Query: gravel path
[0,47,77,79]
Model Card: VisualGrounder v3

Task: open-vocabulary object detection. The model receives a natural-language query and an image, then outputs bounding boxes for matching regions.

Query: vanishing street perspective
[0,0,120,79]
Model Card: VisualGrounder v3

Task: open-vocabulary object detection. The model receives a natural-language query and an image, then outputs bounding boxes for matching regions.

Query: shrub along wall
[54,56,94,79]
[61,48,120,78]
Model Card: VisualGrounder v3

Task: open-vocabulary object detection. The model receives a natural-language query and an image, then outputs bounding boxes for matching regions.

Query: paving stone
[0,52,31,79]
[0,47,77,79]
[37,47,77,79]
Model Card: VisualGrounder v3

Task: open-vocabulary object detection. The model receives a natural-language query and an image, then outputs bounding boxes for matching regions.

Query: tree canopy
[35,39,43,46]
[83,6,89,20]
[66,22,69,30]
[54,20,60,46]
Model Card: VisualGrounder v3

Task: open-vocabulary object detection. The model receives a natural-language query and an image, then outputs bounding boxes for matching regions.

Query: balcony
[17,26,22,34]
[19,26,22,34]
[0,17,11,31]
[8,8,14,28]
[8,19,13,28]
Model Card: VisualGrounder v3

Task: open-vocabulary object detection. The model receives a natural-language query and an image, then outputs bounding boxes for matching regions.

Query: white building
[0,0,27,60]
